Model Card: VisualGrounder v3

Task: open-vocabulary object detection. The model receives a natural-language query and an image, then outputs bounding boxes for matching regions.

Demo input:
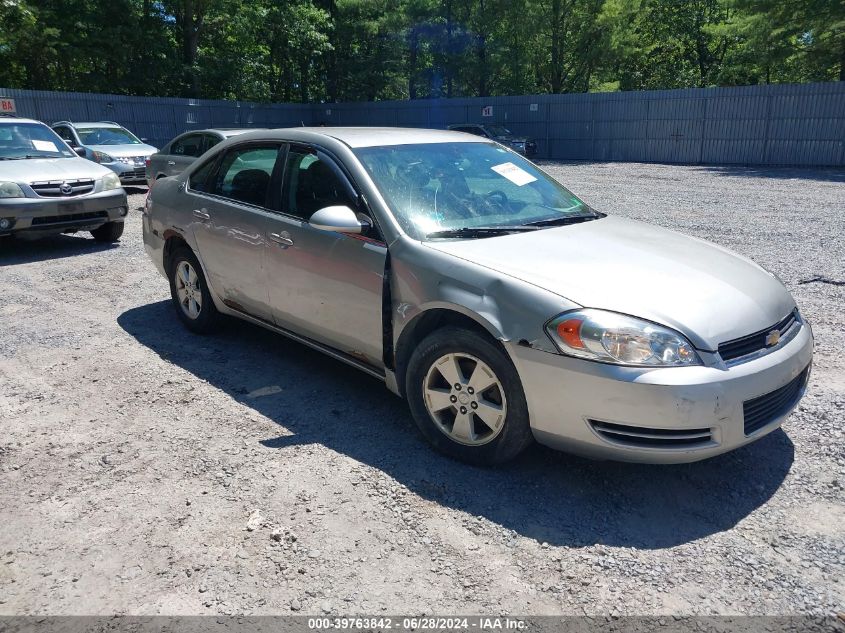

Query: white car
[52,120,158,186]
[0,117,128,241]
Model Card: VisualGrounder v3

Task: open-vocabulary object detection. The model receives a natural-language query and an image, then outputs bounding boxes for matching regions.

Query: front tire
[168,246,219,334]
[90,221,124,242]
[406,326,534,466]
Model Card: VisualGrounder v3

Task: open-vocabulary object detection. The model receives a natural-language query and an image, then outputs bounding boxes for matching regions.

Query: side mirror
[73,146,86,157]
[309,205,363,234]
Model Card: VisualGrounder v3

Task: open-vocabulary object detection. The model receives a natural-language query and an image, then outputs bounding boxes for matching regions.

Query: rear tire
[168,246,220,334]
[406,326,534,466]
[90,221,124,242]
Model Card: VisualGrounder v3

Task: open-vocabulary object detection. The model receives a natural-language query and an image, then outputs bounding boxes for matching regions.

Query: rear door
[164,133,207,177]
[188,142,284,322]
[263,144,387,369]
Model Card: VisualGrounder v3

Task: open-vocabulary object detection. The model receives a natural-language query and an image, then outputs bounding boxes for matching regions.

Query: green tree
[597,0,732,90]
[532,0,605,93]
[722,0,845,83]
[1,0,843,102]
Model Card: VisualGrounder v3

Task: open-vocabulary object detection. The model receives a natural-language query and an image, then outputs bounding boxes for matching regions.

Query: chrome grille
[718,310,799,363]
[116,155,146,165]
[120,167,146,181]
[743,365,810,436]
[589,420,713,449]
[30,179,95,198]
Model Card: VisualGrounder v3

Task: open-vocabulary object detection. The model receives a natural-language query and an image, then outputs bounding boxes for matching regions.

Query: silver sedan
[141,128,813,465]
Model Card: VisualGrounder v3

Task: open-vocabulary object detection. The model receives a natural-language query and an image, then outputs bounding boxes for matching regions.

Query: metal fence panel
[701,139,764,164]
[1,83,843,166]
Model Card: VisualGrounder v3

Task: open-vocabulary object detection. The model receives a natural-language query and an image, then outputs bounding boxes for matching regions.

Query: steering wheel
[483,189,510,211]
[441,192,476,220]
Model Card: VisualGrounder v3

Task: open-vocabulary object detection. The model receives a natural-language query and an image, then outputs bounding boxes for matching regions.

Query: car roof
[199,128,262,137]
[68,122,124,128]
[239,127,482,148]
[0,117,44,125]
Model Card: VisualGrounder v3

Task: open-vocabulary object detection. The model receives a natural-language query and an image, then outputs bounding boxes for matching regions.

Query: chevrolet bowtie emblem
[765,329,781,347]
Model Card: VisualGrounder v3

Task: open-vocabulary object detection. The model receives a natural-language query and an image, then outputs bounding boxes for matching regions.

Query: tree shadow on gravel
[697,165,845,183]
[538,160,845,184]
[119,300,795,550]
[0,233,118,265]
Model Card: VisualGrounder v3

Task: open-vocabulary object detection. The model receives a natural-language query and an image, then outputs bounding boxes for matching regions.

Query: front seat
[296,160,348,217]
[231,169,271,207]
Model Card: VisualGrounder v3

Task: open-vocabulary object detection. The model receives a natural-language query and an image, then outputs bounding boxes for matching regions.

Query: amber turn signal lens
[556,318,585,349]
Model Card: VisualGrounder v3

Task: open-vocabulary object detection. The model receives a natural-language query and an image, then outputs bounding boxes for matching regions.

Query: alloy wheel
[423,352,507,446]
[174,261,202,319]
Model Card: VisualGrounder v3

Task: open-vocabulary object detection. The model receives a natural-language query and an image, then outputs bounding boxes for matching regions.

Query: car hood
[85,143,158,157]
[423,216,795,350]
[2,157,112,183]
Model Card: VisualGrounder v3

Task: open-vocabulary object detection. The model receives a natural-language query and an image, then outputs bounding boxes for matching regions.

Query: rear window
[188,159,217,192]
[206,145,281,207]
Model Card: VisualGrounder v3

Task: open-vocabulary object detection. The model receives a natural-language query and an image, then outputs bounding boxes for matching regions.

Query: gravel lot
[1,162,843,617]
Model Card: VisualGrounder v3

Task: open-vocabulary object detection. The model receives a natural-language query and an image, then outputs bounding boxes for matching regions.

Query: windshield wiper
[522,213,604,228]
[0,155,42,160]
[426,226,539,239]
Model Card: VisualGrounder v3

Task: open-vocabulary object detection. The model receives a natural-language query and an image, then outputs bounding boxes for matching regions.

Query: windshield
[77,126,142,146]
[354,142,598,240]
[486,125,512,137]
[0,122,76,160]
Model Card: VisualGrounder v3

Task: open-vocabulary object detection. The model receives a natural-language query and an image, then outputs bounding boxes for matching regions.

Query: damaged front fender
[389,238,579,363]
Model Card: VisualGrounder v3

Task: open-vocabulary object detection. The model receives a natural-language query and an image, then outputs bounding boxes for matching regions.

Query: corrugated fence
[2,82,844,167]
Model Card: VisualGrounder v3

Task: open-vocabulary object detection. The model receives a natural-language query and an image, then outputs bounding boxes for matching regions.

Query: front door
[188,142,283,322]
[264,145,387,369]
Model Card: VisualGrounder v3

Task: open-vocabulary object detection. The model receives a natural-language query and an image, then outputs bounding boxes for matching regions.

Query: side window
[281,147,356,220]
[55,127,75,144]
[171,134,204,157]
[204,134,221,153]
[188,158,217,192]
[207,145,280,207]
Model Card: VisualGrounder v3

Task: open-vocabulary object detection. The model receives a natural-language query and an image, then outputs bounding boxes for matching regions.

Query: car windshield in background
[487,125,512,136]
[355,142,599,240]
[77,127,142,145]
[0,123,75,160]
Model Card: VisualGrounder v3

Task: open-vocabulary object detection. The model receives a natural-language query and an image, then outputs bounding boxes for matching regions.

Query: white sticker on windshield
[491,162,536,186]
[32,139,58,152]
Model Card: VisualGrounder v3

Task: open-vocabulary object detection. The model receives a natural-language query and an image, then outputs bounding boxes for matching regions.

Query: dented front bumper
[507,322,814,463]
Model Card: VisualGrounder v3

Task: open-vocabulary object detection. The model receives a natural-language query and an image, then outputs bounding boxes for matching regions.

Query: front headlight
[0,182,24,198]
[92,151,115,164]
[545,309,702,367]
[101,172,121,191]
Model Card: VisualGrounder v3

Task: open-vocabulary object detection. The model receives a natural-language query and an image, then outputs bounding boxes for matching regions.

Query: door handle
[167,161,176,166]
[192,208,211,221]
[269,232,294,247]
